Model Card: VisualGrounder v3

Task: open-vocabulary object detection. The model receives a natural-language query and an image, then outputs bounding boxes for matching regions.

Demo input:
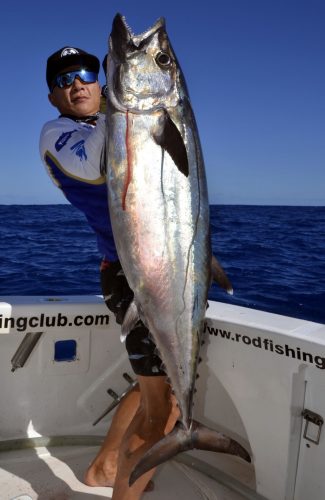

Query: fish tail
[129,420,251,486]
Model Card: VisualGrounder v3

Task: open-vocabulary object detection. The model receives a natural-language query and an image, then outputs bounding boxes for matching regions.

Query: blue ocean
[0,205,324,324]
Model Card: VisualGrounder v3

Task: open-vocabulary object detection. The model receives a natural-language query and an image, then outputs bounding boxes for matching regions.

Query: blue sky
[1,0,324,205]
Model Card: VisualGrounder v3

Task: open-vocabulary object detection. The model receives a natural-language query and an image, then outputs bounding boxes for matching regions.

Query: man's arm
[39,115,106,184]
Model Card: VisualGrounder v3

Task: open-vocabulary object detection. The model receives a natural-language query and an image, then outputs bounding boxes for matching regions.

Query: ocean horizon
[0,204,324,324]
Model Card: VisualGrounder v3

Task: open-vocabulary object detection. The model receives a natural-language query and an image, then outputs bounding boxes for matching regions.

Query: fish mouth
[109,13,166,64]
[111,13,165,49]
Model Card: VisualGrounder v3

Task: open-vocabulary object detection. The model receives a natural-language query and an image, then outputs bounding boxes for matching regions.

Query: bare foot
[84,450,118,487]
[84,450,154,492]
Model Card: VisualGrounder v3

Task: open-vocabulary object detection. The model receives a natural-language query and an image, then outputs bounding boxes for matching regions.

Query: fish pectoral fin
[129,420,251,486]
[120,300,141,342]
[211,255,233,295]
[153,112,189,177]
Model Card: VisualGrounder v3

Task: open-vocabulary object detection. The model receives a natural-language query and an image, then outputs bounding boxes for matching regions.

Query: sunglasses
[51,69,98,91]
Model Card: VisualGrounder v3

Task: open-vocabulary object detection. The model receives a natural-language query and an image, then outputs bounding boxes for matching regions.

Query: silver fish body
[105,13,250,483]
[106,16,210,427]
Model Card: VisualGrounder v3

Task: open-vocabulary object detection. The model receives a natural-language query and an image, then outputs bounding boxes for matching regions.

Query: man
[40,46,178,499]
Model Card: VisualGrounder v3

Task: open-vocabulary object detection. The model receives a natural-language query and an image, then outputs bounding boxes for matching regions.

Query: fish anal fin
[153,112,189,177]
[120,300,140,342]
[211,255,233,295]
[129,420,251,486]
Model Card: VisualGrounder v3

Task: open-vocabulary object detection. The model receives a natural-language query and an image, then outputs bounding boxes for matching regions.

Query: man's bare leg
[112,375,179,500]
[84,385,140,487]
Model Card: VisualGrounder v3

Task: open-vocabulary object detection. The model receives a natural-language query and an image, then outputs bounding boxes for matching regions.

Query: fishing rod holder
[10,331,44,372]
[93,372,138,426]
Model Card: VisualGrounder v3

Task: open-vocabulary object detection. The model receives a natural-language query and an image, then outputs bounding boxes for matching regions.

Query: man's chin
[72,101,97,117]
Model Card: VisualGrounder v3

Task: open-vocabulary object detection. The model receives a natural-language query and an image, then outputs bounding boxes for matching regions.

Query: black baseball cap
[46,46,100,90]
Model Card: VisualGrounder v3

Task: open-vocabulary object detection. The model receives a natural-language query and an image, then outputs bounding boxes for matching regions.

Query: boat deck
[0,444,247,500]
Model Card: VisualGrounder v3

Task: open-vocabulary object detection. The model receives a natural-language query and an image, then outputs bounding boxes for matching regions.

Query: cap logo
[61,47,79,58]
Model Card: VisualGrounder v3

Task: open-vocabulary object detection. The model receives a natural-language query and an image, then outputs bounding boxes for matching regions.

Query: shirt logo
[71,140,87,161]
[55,130,77,151]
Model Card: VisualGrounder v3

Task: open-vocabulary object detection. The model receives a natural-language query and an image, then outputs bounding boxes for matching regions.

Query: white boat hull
[0,296,324,499]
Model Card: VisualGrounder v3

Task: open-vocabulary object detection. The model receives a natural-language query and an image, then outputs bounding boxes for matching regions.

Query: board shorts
[100,259,165,377]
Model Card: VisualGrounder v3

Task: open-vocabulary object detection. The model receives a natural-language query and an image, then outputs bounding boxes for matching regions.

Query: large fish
[104,13,251,484]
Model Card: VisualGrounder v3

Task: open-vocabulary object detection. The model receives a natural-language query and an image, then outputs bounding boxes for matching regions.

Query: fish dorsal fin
[153,112,189,177]
[211,255,233,295]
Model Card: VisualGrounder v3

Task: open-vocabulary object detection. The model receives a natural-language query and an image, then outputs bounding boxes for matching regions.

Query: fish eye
[155,52,171,68]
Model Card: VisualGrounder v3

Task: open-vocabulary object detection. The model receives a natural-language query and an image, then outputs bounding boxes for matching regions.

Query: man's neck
[59,112,100,125]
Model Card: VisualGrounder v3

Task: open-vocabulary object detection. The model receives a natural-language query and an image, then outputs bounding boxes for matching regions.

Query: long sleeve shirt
[39,114,118,261]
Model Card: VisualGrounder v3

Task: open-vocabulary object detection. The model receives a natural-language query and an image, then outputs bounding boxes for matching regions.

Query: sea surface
[0,204,324,324]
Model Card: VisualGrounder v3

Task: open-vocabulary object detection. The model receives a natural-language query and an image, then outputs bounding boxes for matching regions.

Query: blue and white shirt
[39,114,118,261]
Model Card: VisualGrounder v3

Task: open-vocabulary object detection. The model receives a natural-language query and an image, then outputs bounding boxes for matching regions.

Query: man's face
[48,65,101,117]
